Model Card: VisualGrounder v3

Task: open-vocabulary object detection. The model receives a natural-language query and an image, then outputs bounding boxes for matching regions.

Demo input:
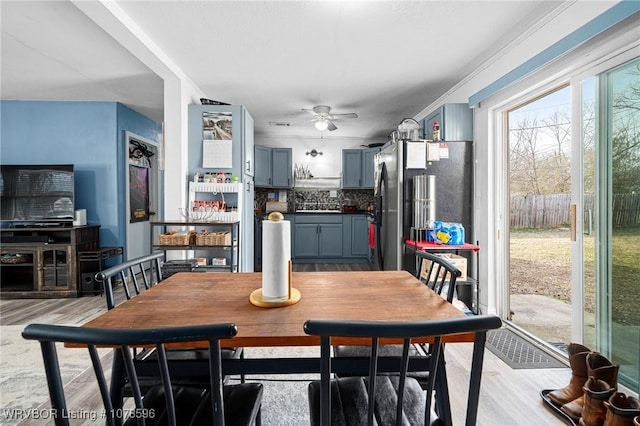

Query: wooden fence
[510,193,640,228]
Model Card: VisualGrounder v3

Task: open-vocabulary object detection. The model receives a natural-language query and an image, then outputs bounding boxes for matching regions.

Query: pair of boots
[579,378,640,426]
[547,343,619,421]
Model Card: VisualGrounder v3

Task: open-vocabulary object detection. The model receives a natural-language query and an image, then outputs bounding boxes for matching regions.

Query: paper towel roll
[262,220,291,300]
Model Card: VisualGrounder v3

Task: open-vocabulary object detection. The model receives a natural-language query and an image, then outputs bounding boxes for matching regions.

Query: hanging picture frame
[129,164,149,223]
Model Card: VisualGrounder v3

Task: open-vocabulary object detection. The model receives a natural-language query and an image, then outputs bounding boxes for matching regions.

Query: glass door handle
[570,204,577,242]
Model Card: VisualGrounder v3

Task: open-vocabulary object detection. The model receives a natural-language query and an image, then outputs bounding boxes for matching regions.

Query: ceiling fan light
[315,119,329,131]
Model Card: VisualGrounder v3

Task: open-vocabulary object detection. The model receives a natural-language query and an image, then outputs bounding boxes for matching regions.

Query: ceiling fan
[301,105,358,131]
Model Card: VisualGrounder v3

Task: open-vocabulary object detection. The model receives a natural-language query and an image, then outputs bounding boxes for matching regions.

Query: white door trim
[125,131,160,260]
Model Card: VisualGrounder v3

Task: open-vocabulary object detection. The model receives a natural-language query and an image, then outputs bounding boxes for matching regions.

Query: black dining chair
[333,251,463,379]
[94,253,245,389]
[95,252,164,310]
[22,322,263,426]
[412,250,462,304]
[305,315,503,426]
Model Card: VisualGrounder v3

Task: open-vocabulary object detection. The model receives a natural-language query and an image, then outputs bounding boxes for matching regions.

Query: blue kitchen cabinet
[342,149,363,188]
[342,147,379,189]
[293,215,343,258]
[318,223,343,257]
[271,148,292,188]
[254,146,292,188]
[243,110,255,176]
[294,224,319,257]
[423,103,473,142]
[362,147,379,188]
[255,145,271,186]
[348,215,369,257]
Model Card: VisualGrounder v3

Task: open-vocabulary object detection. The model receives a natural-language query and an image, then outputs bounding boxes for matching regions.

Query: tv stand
[13,222,72,228]
[0,225,99,298]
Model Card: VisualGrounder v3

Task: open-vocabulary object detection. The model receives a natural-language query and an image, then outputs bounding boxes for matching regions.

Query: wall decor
[202,111,233,168]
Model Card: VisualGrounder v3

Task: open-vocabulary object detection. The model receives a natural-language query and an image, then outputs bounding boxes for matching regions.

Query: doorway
[125,132,160,260]
[506,86,574,346]
[499,55,639,393]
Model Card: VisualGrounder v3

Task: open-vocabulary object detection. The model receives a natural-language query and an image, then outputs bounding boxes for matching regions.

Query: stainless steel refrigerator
[374,139,473,271]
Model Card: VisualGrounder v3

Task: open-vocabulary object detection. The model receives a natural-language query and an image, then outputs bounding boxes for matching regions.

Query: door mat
[486,328,566,369]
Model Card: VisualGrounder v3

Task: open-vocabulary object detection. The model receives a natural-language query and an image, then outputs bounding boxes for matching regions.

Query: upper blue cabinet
[188,105,254,177]
[342,147,380,189]
[254,145,292,188]
[422,103,473,142]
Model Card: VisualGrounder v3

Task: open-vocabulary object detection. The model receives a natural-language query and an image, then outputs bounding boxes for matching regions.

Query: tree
[509,116,542,195]
[611,61,640,194]
[541,110,571,193]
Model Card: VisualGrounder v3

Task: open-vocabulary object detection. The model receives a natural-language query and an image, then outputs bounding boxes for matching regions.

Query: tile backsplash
[255,188,374,213]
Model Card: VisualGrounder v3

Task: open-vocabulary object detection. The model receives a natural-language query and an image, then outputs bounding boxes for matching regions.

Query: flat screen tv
[0,164,75,224]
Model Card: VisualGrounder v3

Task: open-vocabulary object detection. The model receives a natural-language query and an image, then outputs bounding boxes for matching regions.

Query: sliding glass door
[591,58,640,392]
[502,53,639,393]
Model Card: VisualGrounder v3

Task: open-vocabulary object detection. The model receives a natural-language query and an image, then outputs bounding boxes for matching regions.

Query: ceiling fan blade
[330,113,358,119]
[327,120,338,131]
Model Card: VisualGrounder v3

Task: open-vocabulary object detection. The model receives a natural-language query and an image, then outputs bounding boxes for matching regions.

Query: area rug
[0,325,111,426]
[486,328,566,369]
[0,335,315,426]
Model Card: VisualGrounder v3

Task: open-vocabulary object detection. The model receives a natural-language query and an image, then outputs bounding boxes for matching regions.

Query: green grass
[510,226,639,326]
[611,226,640,326]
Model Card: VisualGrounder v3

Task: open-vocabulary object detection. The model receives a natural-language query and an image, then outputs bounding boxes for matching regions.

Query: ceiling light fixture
[306,149,323,157]
[314,118,329,131]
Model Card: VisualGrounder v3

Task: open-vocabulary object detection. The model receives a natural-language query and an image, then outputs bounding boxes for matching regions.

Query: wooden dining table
[81,270,479,424]
[84,270,469,345]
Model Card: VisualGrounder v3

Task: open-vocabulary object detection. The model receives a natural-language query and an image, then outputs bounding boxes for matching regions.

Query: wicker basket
[159,231,195,246]
[196,232,231,246]
[0,254,32,264]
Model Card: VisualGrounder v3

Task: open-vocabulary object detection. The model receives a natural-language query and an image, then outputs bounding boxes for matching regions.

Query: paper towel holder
[250,248,301,308]
[249,287,301,308]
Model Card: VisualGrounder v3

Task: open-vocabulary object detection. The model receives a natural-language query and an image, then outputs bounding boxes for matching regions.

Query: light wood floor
[1,266,570,425]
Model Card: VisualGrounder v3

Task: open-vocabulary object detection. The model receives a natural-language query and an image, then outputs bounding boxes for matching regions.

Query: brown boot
[604,393,640,426]
[562,352,619,419]
[548,343,591,405]
[578,377,616,426]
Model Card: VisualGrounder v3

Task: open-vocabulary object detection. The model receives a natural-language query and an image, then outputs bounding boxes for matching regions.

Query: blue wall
[0,100,161,248]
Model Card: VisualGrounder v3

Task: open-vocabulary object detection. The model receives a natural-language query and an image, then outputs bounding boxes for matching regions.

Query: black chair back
[95,252,164,310]
[22,323,262,426]
[94,251,245,389]
[414,250,462,303]
[305,315,503,426]
[333,251,463,369]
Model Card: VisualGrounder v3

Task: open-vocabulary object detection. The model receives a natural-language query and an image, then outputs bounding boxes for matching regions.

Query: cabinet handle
[269,177,271,185]
[246,160,251,172]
